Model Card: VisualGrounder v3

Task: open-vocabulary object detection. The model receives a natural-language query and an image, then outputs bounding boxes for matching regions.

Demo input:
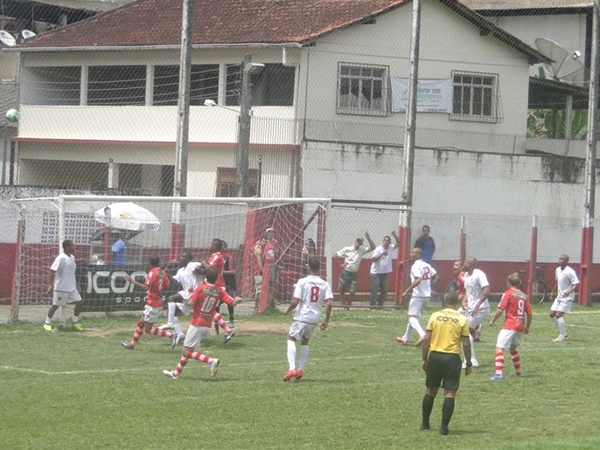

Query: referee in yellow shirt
[421,291,472,435]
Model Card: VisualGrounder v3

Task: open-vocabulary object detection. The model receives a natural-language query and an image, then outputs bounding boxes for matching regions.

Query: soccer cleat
[414,336,426,347]
[439,427,450,436]
[43,324,52,331]
[490,374,504,381]
[72,323,84,332]
[295,369,304,380]
[223,329,235,344]
[471,359,479,368]
[553,334,568,342]
[210,359,220,377]
[419,424,431,431]
[396,337,409,346]
[282,369,297,381]
[229,321,235,329]
[171,333,184,349]
[158,323,174,331]
[120,340,133,350]
[163,369,178,379]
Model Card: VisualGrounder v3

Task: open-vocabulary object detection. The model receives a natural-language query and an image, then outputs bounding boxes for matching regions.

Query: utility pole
[236,55,264,197]
[171,0,193,261]
[396,0,422,306]
[581,0,600,306]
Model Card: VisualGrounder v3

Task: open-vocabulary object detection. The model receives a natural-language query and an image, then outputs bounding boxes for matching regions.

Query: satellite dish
[21,29,37,40]
[0,30,16,47]
[535,37,588,86]
[16,29,37,44]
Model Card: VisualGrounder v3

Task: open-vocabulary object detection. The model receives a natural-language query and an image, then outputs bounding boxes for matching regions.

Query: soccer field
[1,304,599,449]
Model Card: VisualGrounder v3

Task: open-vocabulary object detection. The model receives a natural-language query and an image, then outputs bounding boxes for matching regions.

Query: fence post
[526,215,538,301]
[459,216,467,262]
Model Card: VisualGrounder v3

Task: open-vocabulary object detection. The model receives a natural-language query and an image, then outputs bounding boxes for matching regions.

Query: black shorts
[425,351,462,392]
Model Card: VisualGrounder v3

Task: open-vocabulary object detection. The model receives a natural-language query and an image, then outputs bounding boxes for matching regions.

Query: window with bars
[41,213,96,244]
[451,71,502,123]
[153,64,219,106]
[337,63,388,116]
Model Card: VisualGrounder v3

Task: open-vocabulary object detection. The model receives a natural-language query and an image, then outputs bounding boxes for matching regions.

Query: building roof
[14,0,550,64]
[459,1,592,11]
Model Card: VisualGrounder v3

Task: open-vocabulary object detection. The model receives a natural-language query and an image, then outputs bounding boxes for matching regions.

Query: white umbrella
[94,202,161,231]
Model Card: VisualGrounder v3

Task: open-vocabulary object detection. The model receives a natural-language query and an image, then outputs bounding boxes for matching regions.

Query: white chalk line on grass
[2,344,599,376]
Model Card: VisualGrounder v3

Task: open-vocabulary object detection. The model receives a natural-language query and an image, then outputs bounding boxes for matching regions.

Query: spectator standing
[336,232,376,308]
[420,291,472,436]
[43,239,84,331]
[549,254,579,342]
[111,233,127,266]
[369,231,399,307]
[414,225,436,264]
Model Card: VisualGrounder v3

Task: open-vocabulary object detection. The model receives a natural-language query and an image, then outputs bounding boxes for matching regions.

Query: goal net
[6,195,331,323]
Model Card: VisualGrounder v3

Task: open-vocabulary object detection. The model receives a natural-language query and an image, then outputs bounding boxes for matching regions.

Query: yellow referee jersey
[425,308,470,355]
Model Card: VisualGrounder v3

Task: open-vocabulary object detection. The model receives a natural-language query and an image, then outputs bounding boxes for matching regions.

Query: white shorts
[288,321,317,341]
[495,328,525,349]
[52,289,82,306]
[551,298,573,314]
[467,307,490,329]
[407,296,429,317]
[254,275,262,295]
[183,325,210,348]
[143,305,163,324]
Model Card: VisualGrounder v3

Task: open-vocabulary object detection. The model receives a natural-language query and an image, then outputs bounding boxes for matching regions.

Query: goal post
[7,195,332,322]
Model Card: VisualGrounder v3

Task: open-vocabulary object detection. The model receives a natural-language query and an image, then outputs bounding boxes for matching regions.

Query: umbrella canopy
[94,202,161,232]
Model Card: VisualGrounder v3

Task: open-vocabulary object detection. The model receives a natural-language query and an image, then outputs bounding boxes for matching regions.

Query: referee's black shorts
[425,351,462,391]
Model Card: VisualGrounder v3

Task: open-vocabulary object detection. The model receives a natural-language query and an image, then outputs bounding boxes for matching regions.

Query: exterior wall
[17,141,295,197]
[487,13,588,79]
[303,140,589,263]
[301,1,531,151]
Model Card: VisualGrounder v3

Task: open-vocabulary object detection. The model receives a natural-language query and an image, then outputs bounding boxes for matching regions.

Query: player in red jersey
[120,256,174,350]
[488,273,532,380]
[163,267,242,379]
[201,238,235,342]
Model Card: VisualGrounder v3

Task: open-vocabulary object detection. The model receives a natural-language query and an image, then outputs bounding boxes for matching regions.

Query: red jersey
[498,287,532,332]
[189,282,235,327]
[145,267,170,307]
[206,252,225,287]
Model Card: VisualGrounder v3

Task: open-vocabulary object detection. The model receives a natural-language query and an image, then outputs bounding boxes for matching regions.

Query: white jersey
[555,265,579,301]
[410,259,437,298]
[336,245,369,273]
[50,252,78,292]
[174,262,201,296]
[464,268,490,310]
[292,275,333,324]
[370,244,396,274]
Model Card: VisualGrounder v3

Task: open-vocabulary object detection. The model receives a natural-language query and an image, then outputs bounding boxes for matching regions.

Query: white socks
[287,340,296,370]
[299,345,309,370]
[408,317,425,338]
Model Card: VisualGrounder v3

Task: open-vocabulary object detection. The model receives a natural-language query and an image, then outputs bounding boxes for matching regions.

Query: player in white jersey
[397,247,438,347]
[549,254,579,342]
[44,239,84,331]
[282,258,333,382]
[461,257,491,368]
[160,252,202,346]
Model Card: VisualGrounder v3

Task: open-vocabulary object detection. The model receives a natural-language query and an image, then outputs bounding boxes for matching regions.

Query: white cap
[266,227,274,233]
